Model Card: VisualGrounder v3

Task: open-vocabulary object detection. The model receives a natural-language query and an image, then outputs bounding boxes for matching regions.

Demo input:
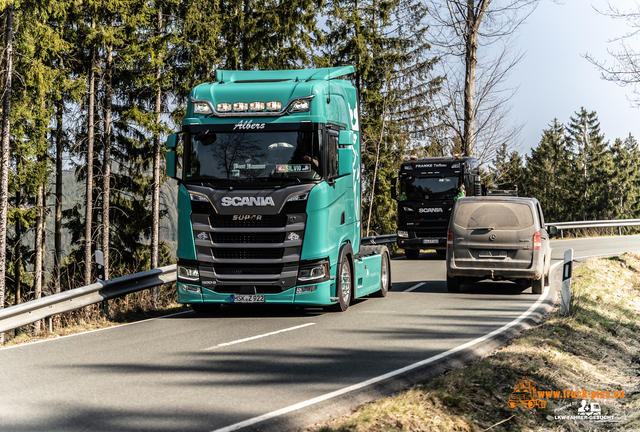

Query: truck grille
[214,264,283,275]
[214,248,285,260]
[282,201,307,214]
[212,233,285,244]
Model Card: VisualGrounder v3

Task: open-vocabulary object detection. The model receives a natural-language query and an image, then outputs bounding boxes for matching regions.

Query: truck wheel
[436,249,446,259]
[330,246,353,312]
[532,273,544,295]
[372,248,391,297]
[527,400,534,409]
[405,249,420,260]
[191,303,221,315]
[509,402,516,408]
[446,275,460,293]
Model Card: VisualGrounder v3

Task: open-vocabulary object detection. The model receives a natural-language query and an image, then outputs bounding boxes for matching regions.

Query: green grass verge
[310,253,640,432]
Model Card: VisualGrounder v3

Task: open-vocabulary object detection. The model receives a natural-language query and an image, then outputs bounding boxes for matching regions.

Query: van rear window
[454,202,534,230]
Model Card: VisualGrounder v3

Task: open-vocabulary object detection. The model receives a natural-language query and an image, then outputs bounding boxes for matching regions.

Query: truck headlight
[298,261,329,282]
[287,191,309,202]
[397,230,409,238]
[178,266,200,282]
[289,99,311,112]
[194,101,213,114]
[403,206,413,212]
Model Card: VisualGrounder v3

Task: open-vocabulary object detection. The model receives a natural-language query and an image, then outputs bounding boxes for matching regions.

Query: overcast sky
[505,0,640,156]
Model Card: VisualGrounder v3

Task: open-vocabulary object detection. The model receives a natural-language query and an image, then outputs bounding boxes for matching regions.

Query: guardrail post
[95,250,109,319]
[561,249,573,316]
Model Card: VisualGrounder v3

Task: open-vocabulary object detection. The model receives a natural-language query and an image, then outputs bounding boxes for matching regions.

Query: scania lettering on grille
[419,207,443,213]
[232,215,263,221]
[221,197,275,206]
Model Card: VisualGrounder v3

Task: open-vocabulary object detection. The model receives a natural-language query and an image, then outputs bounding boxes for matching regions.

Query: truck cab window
[327,131,339,178]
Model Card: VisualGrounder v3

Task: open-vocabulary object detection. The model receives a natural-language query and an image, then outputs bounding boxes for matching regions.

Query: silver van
[446,197,557,293]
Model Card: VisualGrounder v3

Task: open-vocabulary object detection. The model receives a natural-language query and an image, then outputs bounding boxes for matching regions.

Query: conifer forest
[0,0,639,341]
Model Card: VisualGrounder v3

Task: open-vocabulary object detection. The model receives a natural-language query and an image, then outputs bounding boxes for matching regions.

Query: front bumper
[398,237,446,250]
[178,280,336,306]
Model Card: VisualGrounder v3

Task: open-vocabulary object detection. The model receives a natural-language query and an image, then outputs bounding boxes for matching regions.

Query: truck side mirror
[338,130,355,146]
[547,225,558,236]
[338,147,353,176]
[166,133,178,179]
[391,177,397,200]
[166,133,177,149]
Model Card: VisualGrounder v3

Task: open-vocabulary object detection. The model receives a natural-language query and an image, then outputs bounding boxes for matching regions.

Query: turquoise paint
[201,287,297,304]
[177,282,203,303]
[174,67,384,308]
[177,184,197,260]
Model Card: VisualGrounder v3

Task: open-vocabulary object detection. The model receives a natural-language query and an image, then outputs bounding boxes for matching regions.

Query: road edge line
[210,262,561,432]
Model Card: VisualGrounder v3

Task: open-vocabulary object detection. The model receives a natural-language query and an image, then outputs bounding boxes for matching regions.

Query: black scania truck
[391,156,482,259]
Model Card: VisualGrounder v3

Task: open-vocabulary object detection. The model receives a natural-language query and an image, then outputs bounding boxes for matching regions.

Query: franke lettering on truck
[221,197,275,207]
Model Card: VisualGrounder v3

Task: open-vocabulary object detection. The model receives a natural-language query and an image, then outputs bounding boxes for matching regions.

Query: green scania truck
[165,66,391,312]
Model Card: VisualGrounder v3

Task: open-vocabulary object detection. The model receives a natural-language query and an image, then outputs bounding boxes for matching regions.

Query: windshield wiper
[473,226,495,231]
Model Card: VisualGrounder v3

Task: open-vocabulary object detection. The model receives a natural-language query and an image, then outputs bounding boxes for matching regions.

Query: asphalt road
[1,236,639,432]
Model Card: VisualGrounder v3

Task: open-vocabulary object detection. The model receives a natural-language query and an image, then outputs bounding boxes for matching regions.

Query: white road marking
[203,323,316,351]
[404,282,425,292]
[209,262,560,432]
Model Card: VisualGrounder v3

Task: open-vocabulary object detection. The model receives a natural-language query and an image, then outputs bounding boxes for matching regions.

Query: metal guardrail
[548,219,640,238]
[0,264,177,334]
[1,220,638,335]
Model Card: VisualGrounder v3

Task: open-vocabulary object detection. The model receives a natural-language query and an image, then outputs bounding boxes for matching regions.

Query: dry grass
[308,253,640,432]
[1,283,190,348]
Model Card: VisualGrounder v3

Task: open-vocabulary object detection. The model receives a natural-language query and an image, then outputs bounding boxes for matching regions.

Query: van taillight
[533,231,541,250]
[447,230,454,248]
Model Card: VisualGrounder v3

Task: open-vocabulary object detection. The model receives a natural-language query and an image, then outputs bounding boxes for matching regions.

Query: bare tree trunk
[33,184,44,333]
[84,33,96,291]
[151,3,163,309]
[14,188,22,335]
[103,45,112,283]
[366,94,388,236]
[54,102,63,297]
[101,41,113,318]
[0,4,14,345]
[463,0,478,157]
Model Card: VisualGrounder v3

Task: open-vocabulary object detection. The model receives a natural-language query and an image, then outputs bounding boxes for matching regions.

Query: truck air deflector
[214,67,355,83]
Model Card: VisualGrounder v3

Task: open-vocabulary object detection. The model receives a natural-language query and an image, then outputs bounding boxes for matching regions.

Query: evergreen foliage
[1,0,639,342]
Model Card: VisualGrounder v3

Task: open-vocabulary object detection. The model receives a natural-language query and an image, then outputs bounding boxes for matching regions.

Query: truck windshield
[186,130,322,181]
[399,176,459,201]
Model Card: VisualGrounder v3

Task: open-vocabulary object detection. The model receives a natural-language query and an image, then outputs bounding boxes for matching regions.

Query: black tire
[544,257,550,287]
[372,248,391,297]
[330,245,353,312]
[532,272,544,294]
[435,249,446,259]
[405,249,420,260]
[446,274,460,293]
[191,303,221,315]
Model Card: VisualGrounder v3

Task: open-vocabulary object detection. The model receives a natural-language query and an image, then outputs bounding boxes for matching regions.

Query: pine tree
[566,108,611,221]
[321,0,441,238]
[611,134,640,221]
[524,119,572,222]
